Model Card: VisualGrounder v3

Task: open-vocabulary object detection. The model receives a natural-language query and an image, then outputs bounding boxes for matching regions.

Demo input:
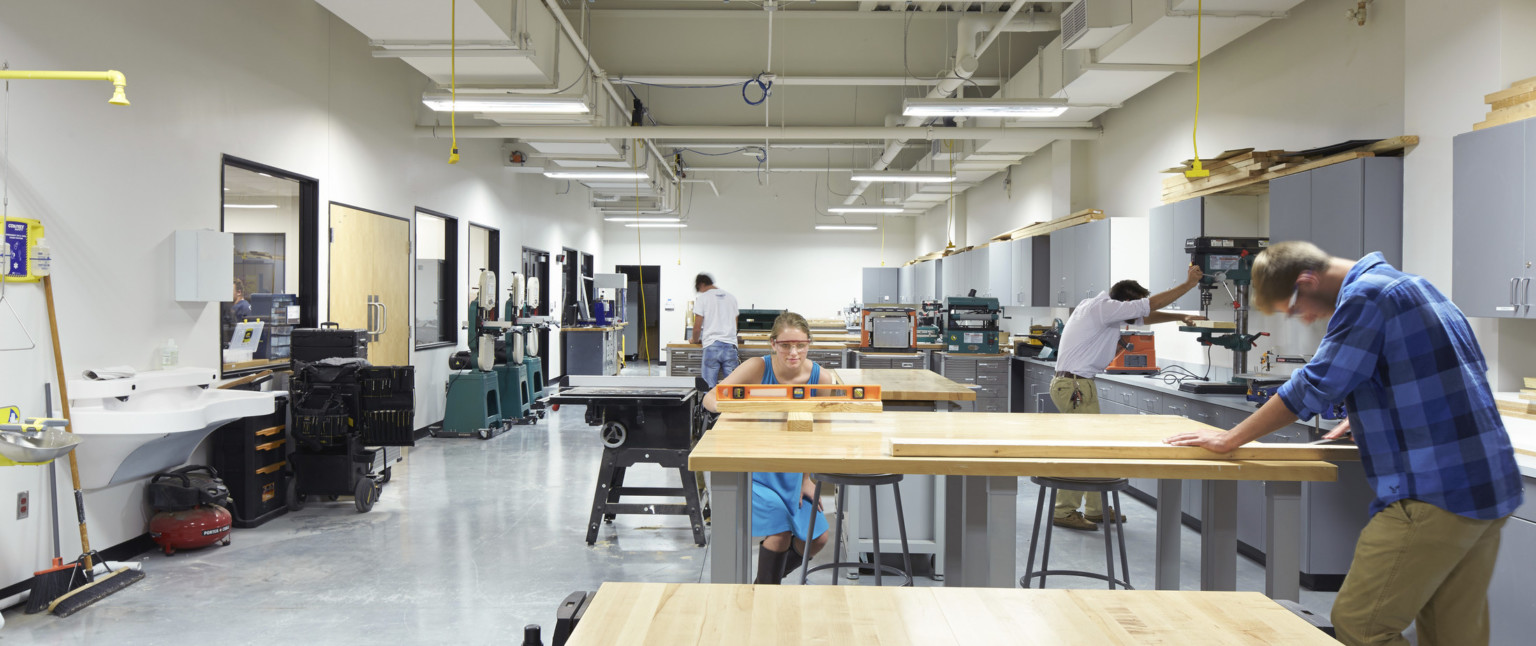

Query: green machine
[916,300,943,343]
[1176,237,1271,394]
[510,273,551,405]
[440,270,510,439]
[942,296,1002,354]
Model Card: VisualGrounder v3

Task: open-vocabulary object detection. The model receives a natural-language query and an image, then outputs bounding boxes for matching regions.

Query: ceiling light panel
[849,171,956,183]
[422,94,590,114]
[903,98,1070,118]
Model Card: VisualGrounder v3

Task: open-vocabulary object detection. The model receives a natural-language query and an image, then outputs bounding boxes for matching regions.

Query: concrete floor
[0,363,1338,644]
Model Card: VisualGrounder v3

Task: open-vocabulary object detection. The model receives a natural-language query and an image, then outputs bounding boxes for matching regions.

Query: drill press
[1178,237,1271,394]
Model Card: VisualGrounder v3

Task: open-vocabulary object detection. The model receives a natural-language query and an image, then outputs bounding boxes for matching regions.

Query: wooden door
[329,203,410,366]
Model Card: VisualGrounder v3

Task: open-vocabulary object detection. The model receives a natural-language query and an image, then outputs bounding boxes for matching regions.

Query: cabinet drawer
[975,397,1008,413]
[860,358,891,369]
[1138,392,1163,412]
[976,373,1005,385]
[975,384,1007,399]
[976,359,1008,372]
[893,358,924,370]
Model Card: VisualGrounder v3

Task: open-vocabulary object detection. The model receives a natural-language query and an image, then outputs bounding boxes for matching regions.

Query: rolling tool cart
[547,376,710,546]
[287,361,414,513]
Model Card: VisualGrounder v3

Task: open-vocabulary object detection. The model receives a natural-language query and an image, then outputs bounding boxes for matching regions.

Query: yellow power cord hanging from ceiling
[448,0,460,164]
[633,139,652,375]
[1183,0,1207,178]
[945,140,956,250]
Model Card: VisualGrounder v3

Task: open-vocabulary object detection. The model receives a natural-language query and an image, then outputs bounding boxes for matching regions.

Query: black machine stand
[547,376,710,547]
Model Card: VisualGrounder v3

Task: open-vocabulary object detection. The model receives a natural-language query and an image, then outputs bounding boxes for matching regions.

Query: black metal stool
[1019,476,1133,590]
[798,473,913,586]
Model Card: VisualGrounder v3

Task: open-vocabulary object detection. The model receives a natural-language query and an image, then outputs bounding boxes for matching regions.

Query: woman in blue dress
[703,311,833,584]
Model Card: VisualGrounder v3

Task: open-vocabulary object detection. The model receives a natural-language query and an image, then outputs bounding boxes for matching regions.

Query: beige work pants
[1048,375,1104,519]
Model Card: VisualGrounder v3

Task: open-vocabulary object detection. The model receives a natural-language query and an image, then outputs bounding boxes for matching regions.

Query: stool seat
[800,472,913,587]
[1020,477,1133,590]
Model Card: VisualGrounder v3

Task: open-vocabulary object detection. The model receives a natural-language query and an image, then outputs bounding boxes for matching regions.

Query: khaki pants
[1332,499,1509,646]
[1048,375,1104,519]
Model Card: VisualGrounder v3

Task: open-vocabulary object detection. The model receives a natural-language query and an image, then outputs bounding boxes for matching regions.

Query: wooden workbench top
[829,368,976,402]
[690,412,1339,481]
[564,583,1340,646]
[665,341,848,350]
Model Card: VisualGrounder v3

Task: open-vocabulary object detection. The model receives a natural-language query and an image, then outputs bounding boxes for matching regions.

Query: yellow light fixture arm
[0,70,130,106]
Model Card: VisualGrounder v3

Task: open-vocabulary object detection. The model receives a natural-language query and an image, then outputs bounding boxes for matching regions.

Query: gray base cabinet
[938,353,1009,412]
[563,328,619,376]
[1490,478,1536,644]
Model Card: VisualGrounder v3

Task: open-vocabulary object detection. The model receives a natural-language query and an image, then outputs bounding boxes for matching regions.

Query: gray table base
[711,470,1304,600]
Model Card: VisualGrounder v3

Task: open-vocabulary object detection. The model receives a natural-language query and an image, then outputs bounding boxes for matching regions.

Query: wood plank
[1356,135,1419,155]
[566,583,1344,646]
[888,437,1357,462]
[1474,104,1536,131]
[1485,75,1536,104]
[1182,320,1238,330]
[713,401,884,413]
[1525,377,1536,389]
[1495,393,1536,415]
[786,412,814,432]
[829,368,977,401]
[1162,151,1376,204]
[690,412,1339,481]
[1491,95,1536,113]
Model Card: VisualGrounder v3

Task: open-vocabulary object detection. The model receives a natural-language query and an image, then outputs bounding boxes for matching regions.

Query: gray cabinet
[1268,157,1403,268]
[986,242,1011,302]
[862,267,900,305]
[1452,121,1532,318]
[939,353,1009,412]
[1149,200,1204,311]
[853,350,926,370]
[563,328,618,376]
[915,260,937,303]
[1491,517,1536,644]
[1048,220,1113,308]
[898,264,915,304]
[941,253,967,299]
[1010,237,1050,307]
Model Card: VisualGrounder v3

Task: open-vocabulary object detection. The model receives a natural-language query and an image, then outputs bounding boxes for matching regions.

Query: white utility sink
[68,367,276,490]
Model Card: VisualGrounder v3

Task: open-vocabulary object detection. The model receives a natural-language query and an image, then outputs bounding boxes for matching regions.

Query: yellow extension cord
[448,0,460,164]
[1184,0,1207,178]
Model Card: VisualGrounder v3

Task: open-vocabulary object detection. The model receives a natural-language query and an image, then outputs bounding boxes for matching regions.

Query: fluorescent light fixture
[422,94,590,114]
[626,223,687,228]
[224,204,279,209]
[902,98,1070,118]
[827,207,906,214]
[849,171,956,183]
[544,170,649,180]
[604,217,680,223]
[816,225,878,231]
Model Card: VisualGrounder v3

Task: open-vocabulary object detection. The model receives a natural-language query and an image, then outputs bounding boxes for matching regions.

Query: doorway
[616,265,660,362]
[328,202,410,366]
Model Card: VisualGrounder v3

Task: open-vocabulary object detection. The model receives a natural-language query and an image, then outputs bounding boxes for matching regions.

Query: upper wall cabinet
[1150,196,1263,312]
[1010,237,1050,307]
[915,260,937,303]
[898,264,915,304]
[1048,220,1111,307]
[1269,157,1403,268]
[861,267,900,305]
[1452,121,1534,318]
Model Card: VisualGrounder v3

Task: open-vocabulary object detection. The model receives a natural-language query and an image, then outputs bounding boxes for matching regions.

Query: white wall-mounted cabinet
[174,229,234,302]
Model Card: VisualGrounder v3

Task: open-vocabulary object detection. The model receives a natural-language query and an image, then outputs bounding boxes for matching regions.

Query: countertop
[1017,356,1536,478]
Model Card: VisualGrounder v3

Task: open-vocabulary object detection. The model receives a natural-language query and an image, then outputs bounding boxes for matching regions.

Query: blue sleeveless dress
[751,357,830,541]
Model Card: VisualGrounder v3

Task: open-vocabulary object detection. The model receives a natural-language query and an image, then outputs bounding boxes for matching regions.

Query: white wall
[0,0,603,595]
[602,173,916,345]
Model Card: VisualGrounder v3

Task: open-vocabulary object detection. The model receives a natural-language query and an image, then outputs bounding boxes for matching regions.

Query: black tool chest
[287,362,414,513]
[291,322,368,363]
[211,394,291,528]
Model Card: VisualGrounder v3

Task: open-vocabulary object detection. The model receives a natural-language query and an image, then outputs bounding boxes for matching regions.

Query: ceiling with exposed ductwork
[315,0,1305,217]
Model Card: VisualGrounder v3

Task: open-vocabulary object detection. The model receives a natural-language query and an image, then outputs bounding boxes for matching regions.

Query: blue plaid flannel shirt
[1277,253,1524,520]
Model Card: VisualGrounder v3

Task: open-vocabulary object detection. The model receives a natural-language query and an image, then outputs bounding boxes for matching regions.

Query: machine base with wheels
[286,436,386,513]
[441,370,505,438]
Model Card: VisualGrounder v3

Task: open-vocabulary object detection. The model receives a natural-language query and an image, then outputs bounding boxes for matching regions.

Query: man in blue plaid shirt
[1166,241,1523,646]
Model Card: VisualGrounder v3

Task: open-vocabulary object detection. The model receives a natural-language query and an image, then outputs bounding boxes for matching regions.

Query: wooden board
[888,437,1357,462]
[1495,393,1536,415]
[713,401,884,413]
[1181,320,1238,330]
[1474,104,1536,131]
[1485,75,1536,104]
[829,368,977,402]
[564,583,1344,646]
[690,411,1339,481]
[1160,136,1419,204]
[989,209,1106,242]
[1525,377,1536,389]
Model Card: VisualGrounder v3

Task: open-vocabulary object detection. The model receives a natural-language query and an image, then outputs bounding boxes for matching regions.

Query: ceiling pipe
[610,75,1005,87]
[417,124,1099,140]
[842,0,1043,205]
[539,0,678,185]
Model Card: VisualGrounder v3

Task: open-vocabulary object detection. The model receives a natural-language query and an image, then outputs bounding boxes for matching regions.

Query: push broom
[37,273,144,617]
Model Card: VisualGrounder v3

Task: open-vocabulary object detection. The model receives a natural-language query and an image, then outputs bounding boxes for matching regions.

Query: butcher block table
[563,583,1339,645]
[690,412,1349,600]
[829,368,975,410]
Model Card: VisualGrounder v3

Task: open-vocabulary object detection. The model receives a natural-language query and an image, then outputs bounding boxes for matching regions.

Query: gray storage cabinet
[898,264,915,304]
[1010,236,1050,307]
[1269,157,1403,268]
[1452,120,1535,318]
[862,267,900,305]
[1148,200,1204,311]
[563,328,619,376]
[915,260,937,303]
[1490,479,1536,642]
[938,353,1009,413]
[1048,220,1112,308]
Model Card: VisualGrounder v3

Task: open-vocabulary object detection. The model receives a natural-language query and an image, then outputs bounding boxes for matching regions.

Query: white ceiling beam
[421,124,1099,140]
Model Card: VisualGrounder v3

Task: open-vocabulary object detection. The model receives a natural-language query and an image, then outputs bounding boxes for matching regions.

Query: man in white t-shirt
[691,273,740,387]
[1048,265,1206,531]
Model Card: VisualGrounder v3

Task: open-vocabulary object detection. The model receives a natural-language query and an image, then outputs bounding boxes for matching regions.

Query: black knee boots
[754,542,789,585]
[780,544,807,582]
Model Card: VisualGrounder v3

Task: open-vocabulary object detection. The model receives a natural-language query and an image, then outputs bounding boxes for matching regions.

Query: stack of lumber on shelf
[1475,76,1536,131]
[1159,136,1417,204]
[988,209,1106,243]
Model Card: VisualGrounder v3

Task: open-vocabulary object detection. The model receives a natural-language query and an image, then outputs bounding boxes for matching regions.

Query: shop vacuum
[147,465,233,556]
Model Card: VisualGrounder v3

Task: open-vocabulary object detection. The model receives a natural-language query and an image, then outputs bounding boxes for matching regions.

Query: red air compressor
[147,465,233,556]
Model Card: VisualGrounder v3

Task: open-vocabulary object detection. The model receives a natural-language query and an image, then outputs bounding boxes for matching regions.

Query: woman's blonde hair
[1251,241,1331,314]
[768,311,812,342]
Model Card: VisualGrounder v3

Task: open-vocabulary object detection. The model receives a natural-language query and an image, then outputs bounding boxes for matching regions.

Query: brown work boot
[1086,507,1126,524]
[1052,511,1098,531]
